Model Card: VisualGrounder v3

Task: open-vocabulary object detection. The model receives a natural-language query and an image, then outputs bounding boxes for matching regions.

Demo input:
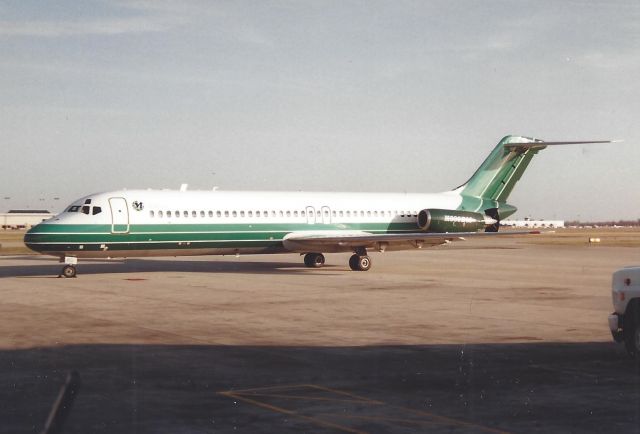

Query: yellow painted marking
[219,391,366,434]
[243,392,375,404]
[222,383,314,393]
[219,384,510,434]
[304,384,384,404]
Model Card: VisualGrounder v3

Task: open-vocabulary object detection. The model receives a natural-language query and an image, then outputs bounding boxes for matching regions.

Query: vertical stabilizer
[458,135,544,203]
[455,135,613,219]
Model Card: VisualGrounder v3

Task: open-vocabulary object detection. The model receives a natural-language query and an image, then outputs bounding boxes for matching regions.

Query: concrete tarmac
[1,238,639,433]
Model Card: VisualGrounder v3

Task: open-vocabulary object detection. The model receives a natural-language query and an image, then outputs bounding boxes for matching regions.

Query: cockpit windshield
[66,199,102,215]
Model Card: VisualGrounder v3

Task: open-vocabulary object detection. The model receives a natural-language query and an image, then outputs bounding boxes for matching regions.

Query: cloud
[0,0,200,38]
[0,15,185,37]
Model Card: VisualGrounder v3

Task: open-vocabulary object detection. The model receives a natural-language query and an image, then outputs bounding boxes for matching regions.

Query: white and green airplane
[24,135,610,277]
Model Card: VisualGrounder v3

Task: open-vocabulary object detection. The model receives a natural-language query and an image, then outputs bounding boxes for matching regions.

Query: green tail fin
[458,135,545,203]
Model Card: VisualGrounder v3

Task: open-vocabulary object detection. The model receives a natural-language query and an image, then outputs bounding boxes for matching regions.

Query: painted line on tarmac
[218,384,510,434]
[218,389,365,434]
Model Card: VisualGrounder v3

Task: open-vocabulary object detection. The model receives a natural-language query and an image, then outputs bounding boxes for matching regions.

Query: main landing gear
[303,253,326,268]
[304,250,371,271]
[59,257,78,278]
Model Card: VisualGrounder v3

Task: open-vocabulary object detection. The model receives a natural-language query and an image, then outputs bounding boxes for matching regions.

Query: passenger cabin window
[158,211,163,217]
[240,211,245,217]
[150,210,155,218]
[167,211,172,217]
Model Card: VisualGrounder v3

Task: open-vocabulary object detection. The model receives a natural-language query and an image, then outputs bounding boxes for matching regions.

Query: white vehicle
[609,267,640,365]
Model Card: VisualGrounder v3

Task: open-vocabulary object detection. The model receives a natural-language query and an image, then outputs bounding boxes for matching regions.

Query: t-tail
[454,135,614,232]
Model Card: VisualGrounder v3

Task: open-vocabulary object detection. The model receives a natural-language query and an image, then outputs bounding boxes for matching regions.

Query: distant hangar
[1,210,54,229]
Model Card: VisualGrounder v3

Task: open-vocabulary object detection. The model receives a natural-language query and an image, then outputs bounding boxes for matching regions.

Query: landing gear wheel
[61,265,77,278]
[349,254,359,270]
[349,254,371,271]
[303,253,325,268]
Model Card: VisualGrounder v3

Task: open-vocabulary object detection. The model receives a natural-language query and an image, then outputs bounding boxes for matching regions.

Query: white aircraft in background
[25,135,612,277]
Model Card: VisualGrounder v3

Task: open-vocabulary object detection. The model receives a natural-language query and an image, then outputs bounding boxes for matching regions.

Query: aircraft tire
[349,254,371,271]
[304,253,325,268]
[349,254,359,271]
[62,265,77,278]
[357,255,371,271]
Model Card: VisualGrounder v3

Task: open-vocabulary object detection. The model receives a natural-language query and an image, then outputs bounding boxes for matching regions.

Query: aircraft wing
[282,230,538,252]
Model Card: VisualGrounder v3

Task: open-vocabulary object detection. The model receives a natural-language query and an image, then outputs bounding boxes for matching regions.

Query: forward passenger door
[109,197,130,233]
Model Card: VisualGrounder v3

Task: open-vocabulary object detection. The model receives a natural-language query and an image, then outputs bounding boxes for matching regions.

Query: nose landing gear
[61,265,77,278]
[59,257,78,278]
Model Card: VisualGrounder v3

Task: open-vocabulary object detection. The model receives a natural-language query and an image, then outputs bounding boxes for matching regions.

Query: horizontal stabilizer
[504,139,618,150]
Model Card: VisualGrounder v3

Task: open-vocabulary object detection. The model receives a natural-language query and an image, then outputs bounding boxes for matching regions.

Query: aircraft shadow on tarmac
[1,341,638,434]
[0,256,346,278]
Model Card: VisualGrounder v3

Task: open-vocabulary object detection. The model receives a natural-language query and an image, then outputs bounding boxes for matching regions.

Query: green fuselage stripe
[25,222,418,253]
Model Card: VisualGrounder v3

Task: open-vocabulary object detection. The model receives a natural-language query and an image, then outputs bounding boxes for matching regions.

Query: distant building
[502,218,565,229]
[1,210,55,229]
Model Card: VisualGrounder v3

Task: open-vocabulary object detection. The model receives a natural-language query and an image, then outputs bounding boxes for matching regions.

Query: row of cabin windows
[148,210,419,219]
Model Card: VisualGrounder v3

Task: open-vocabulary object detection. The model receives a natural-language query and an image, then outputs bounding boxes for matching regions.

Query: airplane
[24,135,612,277]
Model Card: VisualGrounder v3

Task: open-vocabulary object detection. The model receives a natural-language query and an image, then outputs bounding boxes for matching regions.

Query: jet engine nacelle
[417,208,497,233]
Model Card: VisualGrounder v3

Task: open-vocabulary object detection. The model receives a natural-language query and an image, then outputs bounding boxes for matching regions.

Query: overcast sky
[1,0,639,220]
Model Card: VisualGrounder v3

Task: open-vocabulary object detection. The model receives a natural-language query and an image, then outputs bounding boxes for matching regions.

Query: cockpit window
[92,206,102,215]
[67,206,80,213]
[81,206,91,215]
